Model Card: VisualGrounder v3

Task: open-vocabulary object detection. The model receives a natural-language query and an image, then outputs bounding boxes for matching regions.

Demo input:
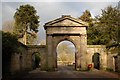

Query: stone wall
[10,45,46,74]
[87,45,107,70]
[10,44,120,73]
[25,45,46,70]
[107,47,119,72]
[10,45,27,74]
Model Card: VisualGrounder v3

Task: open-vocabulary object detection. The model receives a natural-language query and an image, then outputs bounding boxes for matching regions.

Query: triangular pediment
[44,15,88,29]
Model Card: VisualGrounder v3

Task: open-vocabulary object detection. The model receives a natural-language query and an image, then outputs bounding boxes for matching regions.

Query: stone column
[46,34,55,71]
[80,34,87,70]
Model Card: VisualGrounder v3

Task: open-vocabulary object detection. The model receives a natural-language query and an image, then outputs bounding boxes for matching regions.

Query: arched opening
[19,54,22,70]
[92,53,100,69]
[56,40,76,70]
[32,52,41,69]
[113,56,118,72]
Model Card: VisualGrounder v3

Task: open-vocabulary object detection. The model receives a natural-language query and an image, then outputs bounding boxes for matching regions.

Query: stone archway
[56,40,76,69]
[53,36,80,70]
[44,15,88,71]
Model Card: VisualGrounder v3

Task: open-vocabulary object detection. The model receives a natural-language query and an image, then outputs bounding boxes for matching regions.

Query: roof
[44,15,88,29]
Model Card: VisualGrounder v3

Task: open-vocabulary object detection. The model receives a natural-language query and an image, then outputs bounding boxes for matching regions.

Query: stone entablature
[46,27,86,35]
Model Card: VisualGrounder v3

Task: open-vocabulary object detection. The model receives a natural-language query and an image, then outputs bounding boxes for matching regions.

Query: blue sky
[1,1,119,44]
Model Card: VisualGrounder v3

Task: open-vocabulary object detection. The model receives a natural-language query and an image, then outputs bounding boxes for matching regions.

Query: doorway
[32,52,41,69]
[92,53,100,69]
[56,40,76,70]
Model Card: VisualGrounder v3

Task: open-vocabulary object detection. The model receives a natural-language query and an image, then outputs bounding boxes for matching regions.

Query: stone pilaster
[46,34,55,71]
[75,36,81,70]
[53,37,57,70]
[75,49,81,70]
[80,34,87,70]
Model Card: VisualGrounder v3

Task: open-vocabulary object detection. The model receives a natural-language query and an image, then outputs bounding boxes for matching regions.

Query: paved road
[24,66,120,78]
[3,65,120,79]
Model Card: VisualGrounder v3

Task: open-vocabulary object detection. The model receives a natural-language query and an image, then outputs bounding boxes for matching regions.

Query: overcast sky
[1,1,119,44]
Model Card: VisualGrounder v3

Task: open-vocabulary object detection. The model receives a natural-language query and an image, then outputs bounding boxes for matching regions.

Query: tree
[14,4,40,45]
[79,10,92,23]
[26,33,37,44]
[87,24,106,45]
[96,6,120,47]
[2,31,20,74]
[80,7,120,46]
[79,10,99,45]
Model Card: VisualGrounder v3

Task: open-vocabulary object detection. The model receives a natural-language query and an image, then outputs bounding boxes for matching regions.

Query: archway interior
[56,40,76,70]
[92,53,100,69]
[32,52,41,69]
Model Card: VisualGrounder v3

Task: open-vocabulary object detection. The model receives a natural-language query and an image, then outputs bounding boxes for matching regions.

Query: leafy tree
[79,10,92,23]
[2,31,20,74]
[2,31,19,55]
[79,10,99,45]
[80,6,120,46]
[14,4,40,45]
[87,24,106,45]
[26,33,37,44]
[96,6,120,47]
